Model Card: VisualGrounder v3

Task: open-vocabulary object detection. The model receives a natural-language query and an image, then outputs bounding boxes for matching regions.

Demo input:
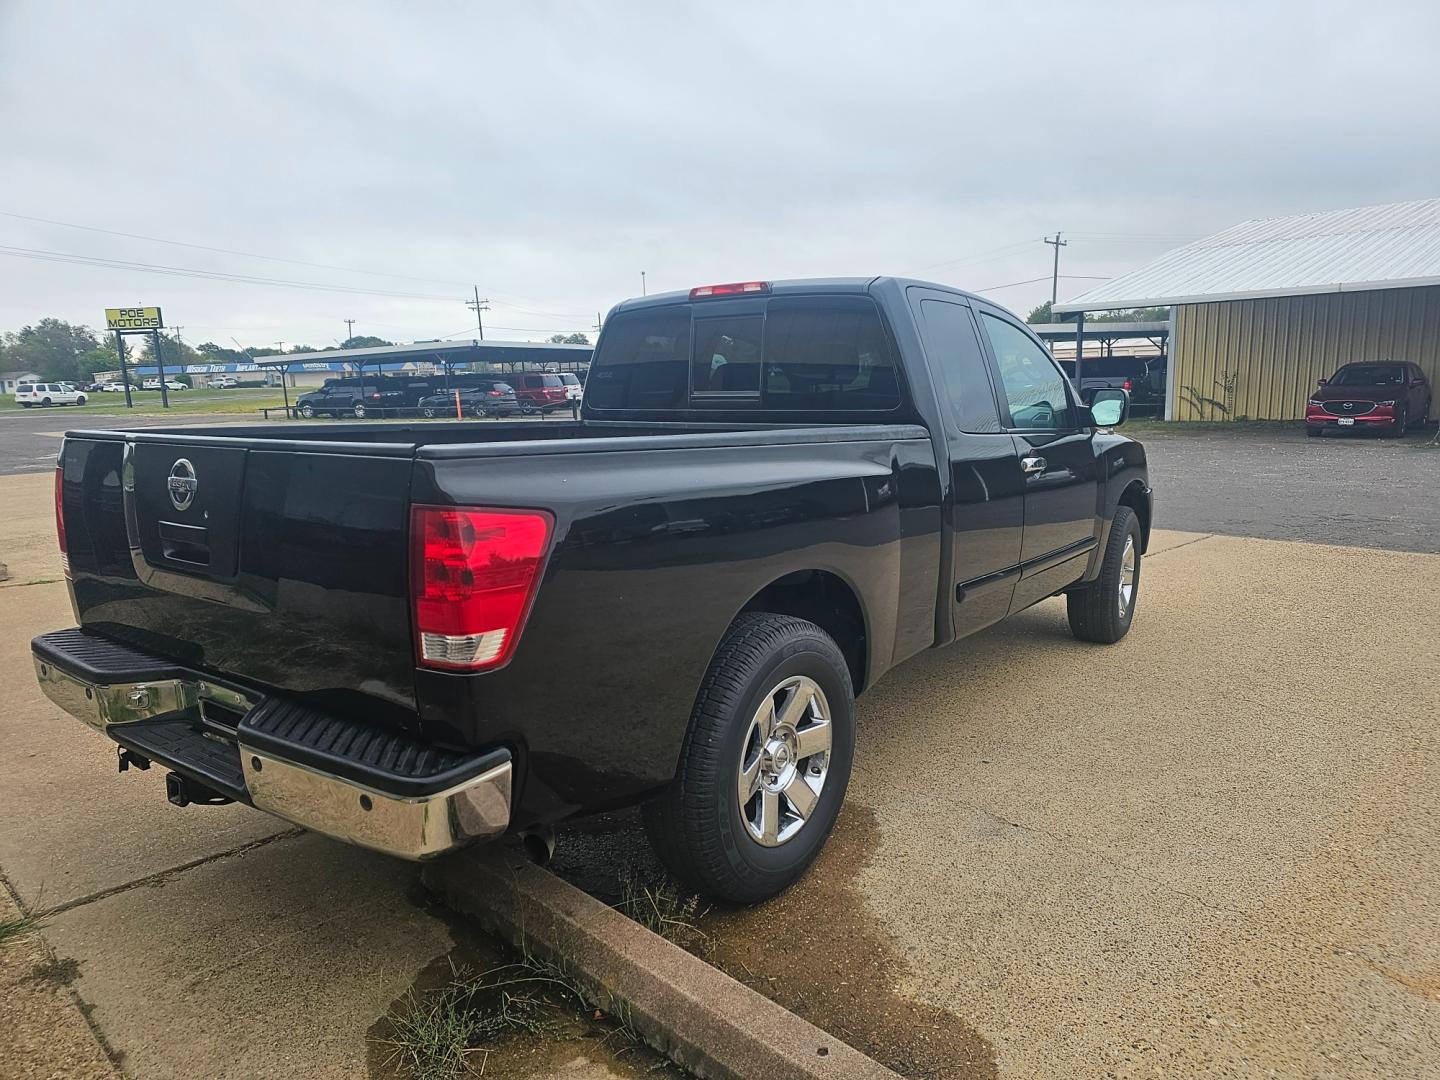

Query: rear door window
[917,299,1001,433]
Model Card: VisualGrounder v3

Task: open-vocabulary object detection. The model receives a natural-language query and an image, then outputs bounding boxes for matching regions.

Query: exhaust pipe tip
[519,827,556,866]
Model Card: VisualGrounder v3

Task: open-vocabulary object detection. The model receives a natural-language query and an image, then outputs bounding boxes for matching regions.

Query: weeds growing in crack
[378,950,642,1080]
[615,870,712,956]
[0,912,42,945]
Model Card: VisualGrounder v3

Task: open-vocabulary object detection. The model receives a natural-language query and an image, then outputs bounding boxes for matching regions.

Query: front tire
[1067,506,1141,644]
[75,395,86,406]
[352,403,367,419]
[299,403,315,419]
[643,612,855,904]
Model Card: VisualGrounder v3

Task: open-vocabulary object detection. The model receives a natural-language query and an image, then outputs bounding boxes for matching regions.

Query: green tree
[1025,301,1053,324]
[196,341,247,363]
[340,335,393,349]
[3,319,102,381]
[548,332,591,345]
[1091,307,1169,323]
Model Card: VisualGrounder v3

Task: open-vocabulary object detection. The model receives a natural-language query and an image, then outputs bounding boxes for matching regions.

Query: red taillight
[488,389,503,397]
[55,464,70,577]
[1122,379,1132,392]
[410,505,553,670]
[370,392,382,399]
[689,281,771,300]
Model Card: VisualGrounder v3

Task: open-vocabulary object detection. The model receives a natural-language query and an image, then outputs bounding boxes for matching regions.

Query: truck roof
[609,276,988,315]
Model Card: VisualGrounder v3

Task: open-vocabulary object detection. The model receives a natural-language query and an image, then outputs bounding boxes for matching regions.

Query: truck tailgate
[60,431,420,722]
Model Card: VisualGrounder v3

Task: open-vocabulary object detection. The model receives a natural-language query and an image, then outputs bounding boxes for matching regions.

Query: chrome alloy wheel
[1118,536,1137,617]
[738,675,832,847]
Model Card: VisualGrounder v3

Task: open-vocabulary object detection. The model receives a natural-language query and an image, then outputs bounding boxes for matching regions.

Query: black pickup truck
[35,277,1151,903]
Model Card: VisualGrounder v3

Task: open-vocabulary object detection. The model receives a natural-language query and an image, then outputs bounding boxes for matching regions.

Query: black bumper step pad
[238,698,507,799]
[32,628,183,683]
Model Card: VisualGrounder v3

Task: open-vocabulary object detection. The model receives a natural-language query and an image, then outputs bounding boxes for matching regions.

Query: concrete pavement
[553,527,1440,1079]
[0,472,675,1079]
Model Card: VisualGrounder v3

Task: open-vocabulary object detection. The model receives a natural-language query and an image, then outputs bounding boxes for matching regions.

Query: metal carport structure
[253,339,592,414]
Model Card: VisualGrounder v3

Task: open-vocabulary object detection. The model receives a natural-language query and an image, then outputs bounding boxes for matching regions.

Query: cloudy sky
[1,0,1437,349]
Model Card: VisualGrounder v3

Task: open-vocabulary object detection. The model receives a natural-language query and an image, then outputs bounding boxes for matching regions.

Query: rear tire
[1067,506,1141,644]
[40,397,52,407]
[469,403,487,419]
[643,612,855,904]
[352,403,367,419]
[421,405,437,419]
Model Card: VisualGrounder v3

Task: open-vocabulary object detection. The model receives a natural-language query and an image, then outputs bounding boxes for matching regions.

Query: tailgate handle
[158,520,210,566]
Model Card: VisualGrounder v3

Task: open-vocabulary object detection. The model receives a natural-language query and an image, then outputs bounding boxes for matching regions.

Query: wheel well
[1118,481,1151,552]
[739,570,867,692]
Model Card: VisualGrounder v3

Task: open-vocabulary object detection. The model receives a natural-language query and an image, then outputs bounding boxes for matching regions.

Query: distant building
[1,370,42,394]
[1057,198,1440,421]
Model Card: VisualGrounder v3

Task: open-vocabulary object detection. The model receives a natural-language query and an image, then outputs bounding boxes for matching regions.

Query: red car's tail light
[54,463,70,578]
[410,505,553,670]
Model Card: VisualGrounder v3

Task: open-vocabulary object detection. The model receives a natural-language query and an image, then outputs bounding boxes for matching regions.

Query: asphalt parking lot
[1142,423,1439,553]
[0,406,245,476]
[1,425,1437,1078]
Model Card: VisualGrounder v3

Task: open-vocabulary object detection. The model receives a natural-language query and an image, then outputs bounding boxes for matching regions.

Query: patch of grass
[615,870,711,956]
[379,953,602,1080]
[0,912,41,944]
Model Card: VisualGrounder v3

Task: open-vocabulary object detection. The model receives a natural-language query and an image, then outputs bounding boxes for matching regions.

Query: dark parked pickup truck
[35,278,1152,903]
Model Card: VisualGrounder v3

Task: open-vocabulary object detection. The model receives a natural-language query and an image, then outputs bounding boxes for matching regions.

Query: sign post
[104,307,165,408]
[114,332,133,408]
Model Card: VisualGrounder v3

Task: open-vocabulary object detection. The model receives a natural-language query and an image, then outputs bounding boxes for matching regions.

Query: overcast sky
[1,0,1438,349]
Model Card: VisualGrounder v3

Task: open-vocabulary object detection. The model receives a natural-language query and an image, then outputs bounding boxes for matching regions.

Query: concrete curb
[422,846,901,1080]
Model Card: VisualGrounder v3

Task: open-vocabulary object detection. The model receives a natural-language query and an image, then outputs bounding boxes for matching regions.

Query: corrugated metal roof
[1055,197,1440,313]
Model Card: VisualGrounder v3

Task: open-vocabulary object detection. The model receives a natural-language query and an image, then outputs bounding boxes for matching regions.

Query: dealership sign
[105,306,164,330]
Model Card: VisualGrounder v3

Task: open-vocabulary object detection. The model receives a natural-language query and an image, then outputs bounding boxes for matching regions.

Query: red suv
[513,372,571,414]
[1305,362,1432,437]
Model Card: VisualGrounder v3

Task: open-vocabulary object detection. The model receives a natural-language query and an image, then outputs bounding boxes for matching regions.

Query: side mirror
[1088,388,1129,428]
[1317,378,1328,386]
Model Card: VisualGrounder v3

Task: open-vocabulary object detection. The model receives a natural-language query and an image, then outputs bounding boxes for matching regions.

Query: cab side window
[917,299,1001,433]
[980,314,1074,430]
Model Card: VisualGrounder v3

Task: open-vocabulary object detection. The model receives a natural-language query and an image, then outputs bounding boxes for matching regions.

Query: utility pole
[466,287,490,340]
[1044,232,1068,306]
[640,271,647,296]
[344,318,355,345]
[274,341,285,358]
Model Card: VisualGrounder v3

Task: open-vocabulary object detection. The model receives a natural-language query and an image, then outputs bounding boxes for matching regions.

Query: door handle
[1021,456,1047,475]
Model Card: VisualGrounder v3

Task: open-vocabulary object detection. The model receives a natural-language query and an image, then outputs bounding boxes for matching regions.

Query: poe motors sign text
[105,307,164,330]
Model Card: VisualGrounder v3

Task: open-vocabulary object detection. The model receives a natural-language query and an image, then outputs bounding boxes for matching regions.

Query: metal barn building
[1056,198,1440,421]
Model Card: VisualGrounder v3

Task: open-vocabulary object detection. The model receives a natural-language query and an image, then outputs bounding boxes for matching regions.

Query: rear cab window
[587,293,903,416]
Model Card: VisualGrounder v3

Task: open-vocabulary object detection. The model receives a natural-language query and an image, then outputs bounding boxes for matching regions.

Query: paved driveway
[557,529,1440,1079]
[1141,423,1439,553]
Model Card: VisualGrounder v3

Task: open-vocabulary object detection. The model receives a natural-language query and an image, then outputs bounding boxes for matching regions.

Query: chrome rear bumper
[34,651,511,861]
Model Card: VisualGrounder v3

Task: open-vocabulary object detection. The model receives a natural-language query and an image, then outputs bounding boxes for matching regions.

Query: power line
[972,274,1109,294]
[0,209,477,288]
[901,238,1042,276]
[0,244,464,302]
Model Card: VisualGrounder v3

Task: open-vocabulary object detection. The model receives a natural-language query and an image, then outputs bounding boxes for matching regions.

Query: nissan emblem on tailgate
[167,458,198,511]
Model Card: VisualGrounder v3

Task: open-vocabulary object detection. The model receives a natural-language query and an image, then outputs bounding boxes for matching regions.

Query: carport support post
[152,329,170,408]
[115,330,134,409]
[1073,312,1085,400]
[280,363,292,413]
[1164,305,1178,421]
